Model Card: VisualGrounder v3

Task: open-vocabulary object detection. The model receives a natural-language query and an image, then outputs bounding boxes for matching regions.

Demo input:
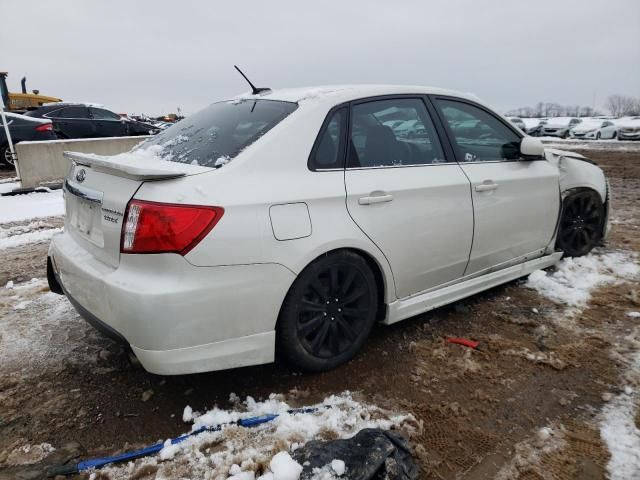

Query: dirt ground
[1,147,639,480]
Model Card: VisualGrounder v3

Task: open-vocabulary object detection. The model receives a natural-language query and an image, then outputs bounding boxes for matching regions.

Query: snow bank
[99,392,415,480]
[0,181,19,195]
[526,251,639,307]
[0,189,64,222]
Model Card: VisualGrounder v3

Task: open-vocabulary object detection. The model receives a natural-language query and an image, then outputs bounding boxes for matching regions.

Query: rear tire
[556,189,605,257]
[0,144,14,168]
[277,251,378,372]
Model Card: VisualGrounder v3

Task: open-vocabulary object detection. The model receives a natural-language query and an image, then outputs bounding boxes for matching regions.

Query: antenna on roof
[234,65,270,95]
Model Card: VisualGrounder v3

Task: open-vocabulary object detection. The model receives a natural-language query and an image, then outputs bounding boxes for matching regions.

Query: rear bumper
[48,231,296,375]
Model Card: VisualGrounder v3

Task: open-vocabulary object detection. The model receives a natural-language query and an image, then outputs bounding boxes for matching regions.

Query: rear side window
[141,99,297,168]
[90,107,121,120]
[53,106,90,119]
[347,98,446,168]
[309,108,347,170]
[435,99,521,162]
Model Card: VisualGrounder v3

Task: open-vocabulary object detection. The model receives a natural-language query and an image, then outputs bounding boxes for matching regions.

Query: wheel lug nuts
[323,312,327,316]
[338,308,342,312]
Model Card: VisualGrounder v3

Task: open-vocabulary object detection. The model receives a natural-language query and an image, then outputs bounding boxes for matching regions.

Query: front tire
[277,251,379,372]
[556,189,605,257]
[596,132,601,140]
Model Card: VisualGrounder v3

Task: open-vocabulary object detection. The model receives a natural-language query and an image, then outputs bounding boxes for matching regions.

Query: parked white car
[617,118,640,141]
[507,117,526,132]
[521,118,546,136]
[47,85,610,375]
[540,117,582,138]
[570,119,618,140]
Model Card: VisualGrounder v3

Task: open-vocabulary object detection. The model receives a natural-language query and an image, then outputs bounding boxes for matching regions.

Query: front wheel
[556,190,605,257]
[596,132,601,140]
[277,251,379,372]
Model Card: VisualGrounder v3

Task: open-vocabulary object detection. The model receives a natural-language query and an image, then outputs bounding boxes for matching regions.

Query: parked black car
[24,103,153,139]
[1,112,57,167]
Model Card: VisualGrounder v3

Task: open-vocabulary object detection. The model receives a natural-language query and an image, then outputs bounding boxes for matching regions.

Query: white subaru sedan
[47,85,610,375]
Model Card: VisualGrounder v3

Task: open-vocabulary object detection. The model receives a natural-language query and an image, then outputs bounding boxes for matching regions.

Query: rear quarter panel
[133,102,398,303]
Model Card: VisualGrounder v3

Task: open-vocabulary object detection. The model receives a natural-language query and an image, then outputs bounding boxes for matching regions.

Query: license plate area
[68,196,105,247]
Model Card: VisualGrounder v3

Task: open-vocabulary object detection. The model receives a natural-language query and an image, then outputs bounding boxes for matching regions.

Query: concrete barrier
[15,136,150,188]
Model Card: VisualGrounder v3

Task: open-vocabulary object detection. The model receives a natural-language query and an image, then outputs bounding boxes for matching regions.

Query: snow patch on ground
[0,279,105,373]
[541,139,640,152]
[0,227,62,250]
[600,329,640,480]
[0,189,64,222]
[496,425,567,480]
[97,392,416,480]
[5,443,55,466]
[526,251,639,307]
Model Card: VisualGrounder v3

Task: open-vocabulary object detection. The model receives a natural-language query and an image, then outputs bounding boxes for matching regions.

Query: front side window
[90,107,121,120]
[140,99,297,168]
[309,108,347,169]
[436,99,521,162]
[348,98,446,168]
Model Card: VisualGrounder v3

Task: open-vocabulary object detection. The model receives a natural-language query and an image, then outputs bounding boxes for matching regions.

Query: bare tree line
[506,94,640,118]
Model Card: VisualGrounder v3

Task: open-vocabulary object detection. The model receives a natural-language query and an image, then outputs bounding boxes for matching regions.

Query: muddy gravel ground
[1,148,639,480]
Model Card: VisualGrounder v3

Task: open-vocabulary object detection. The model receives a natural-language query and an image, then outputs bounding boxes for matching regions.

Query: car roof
[41,102,106,108]
[233,84,483,107]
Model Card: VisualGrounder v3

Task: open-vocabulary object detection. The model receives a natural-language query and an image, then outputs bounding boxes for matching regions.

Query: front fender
[544,148,610,239]
[544,148,607,201]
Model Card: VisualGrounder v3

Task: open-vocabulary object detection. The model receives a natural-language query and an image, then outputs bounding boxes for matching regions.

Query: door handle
[475,181,498,192]
[358,193,394,205]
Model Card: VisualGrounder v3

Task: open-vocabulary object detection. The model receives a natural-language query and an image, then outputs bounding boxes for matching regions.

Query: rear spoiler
[63,151,190,181]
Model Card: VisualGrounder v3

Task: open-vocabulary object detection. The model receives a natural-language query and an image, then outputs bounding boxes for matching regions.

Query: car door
[48,106,94,138]
[89,107,128,137]
[344,97,474,299]
[432,96,560,275]
[601,121,615,139]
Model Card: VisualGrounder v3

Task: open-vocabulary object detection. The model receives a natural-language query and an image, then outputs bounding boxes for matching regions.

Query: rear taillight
[121,200,224,255]
[35,123,53,132]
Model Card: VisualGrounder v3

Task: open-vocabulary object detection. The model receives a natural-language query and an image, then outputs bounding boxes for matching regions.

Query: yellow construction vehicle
[0,72,62,112]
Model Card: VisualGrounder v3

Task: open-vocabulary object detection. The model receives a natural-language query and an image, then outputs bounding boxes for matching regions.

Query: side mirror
[520,136,544,159]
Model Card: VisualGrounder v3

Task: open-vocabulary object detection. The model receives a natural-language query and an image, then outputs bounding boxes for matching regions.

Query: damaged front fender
[545,147,611,239]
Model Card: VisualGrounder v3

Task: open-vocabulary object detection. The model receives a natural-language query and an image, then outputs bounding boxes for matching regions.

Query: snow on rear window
[137,99,297,168]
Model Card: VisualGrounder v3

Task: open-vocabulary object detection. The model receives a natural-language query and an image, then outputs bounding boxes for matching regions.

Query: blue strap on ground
[47,406,321,477]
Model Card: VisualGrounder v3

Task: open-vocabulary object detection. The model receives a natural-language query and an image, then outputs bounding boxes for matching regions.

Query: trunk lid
[62,151,210,267]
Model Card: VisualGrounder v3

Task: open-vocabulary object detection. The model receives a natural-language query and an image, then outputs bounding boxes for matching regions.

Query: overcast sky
[2,0,639,116]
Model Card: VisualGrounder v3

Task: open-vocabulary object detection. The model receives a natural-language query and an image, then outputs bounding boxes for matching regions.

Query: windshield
[139,99,297,168]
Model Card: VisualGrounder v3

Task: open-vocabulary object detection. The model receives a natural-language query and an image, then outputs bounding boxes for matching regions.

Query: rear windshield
[139,99,297,168]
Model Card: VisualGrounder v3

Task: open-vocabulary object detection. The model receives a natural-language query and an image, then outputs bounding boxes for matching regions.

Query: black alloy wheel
[277,250,378,371]
[556,190,605,257]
